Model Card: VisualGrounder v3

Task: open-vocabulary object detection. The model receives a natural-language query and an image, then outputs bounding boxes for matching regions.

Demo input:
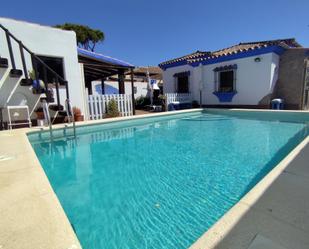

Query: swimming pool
[28,110,309,249]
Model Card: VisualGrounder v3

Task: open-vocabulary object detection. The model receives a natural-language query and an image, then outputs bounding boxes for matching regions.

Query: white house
[0,17,137,128]
[0,18,86,121]
[159,39,309,109]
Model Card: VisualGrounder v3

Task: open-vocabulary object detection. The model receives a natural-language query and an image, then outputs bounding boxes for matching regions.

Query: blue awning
[77,48,134,68]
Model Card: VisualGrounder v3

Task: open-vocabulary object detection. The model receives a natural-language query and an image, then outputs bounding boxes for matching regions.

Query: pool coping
[0,108,309,249]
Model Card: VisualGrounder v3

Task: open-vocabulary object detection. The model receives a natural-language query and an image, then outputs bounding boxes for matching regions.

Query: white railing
[165,93,192,106]
[87,94,133,120]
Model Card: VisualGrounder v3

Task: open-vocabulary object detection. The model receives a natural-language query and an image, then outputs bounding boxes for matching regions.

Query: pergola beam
[83,65,113,75]
[130,68,135,115]
[118,69,125,94]
[79,60,133,70]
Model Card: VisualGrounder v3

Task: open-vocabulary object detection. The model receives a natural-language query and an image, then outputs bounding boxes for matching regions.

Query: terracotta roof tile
[133,66,162,75]
[159,50,211,66]
[159,38,302,66]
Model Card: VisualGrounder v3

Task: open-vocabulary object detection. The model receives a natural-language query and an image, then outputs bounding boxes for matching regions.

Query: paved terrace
[0,128,81,249]
[0,109,308,249]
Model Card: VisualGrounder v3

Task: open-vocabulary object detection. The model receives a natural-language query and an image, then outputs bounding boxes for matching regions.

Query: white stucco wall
[91,80,149,98]
[162,52,280,106]
[0,17,85,114]
[202,53,279,105]
[162,64,198,99]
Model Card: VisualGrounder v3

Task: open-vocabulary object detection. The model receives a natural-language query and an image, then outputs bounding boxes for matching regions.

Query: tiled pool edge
[1,108,309,249]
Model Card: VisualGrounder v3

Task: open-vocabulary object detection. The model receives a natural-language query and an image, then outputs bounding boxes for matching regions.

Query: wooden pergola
[78,48,135,114]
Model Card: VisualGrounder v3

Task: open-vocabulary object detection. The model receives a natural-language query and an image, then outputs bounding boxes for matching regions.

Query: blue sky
[1,0,309,66]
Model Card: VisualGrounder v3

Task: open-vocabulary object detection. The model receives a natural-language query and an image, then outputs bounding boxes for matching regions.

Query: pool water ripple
[29,112,309,249]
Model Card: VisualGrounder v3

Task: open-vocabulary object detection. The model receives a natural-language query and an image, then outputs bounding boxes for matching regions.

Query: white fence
[87,94,133,120]
[165,93,192,106]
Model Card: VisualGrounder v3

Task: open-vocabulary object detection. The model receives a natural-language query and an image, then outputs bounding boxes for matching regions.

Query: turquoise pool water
[29,111,309,249]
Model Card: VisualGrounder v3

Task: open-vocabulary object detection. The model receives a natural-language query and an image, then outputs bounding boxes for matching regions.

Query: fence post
[84,89,89,120]
[123,95,127,116]
[130,68,136,115]
[98,95,103,119]
[89,95,94,120]
[102,95,106,117]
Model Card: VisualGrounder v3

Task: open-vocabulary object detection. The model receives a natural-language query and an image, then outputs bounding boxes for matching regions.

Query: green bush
[135,96,151,109]
[106,99,119,118]
[192,100,200,108]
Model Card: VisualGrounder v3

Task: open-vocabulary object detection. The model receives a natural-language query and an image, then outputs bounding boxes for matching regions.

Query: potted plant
[158,94,166,111]
[35,107,45,120]
[72,107,84,122]
[29,70,45,94]
[192,100,199,108]
[135,96,151,110]
[105,99,120,118]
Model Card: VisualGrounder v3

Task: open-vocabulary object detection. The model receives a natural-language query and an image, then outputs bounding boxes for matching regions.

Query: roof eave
[77,48,134,68]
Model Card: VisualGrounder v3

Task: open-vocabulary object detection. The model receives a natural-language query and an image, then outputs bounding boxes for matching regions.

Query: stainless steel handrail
[65,99,76,138]
[42,99,76,140]
[42,100,53,140]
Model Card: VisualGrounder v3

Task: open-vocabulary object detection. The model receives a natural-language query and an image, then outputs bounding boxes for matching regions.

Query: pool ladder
[64,98,76,138]
[42,99,76,140]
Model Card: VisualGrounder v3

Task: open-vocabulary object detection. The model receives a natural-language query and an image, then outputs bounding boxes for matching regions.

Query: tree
[54,23,104,51]
[106,99,119,118]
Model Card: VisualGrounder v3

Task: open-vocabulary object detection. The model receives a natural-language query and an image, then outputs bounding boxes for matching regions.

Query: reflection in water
[90,127,135,143]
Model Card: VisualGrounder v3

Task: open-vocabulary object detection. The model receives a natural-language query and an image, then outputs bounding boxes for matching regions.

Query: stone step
[9,69,23,78]
[0,58,8,68]
[49,104,64,111]
[20,78,33,86]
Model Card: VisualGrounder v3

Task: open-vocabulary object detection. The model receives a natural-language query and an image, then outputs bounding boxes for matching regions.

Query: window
[133,86,137,94]
[37,56,65,84]
[219,70,234,92]
[214,64,237,93]
[173,71,190,93]
[177,76,189,93]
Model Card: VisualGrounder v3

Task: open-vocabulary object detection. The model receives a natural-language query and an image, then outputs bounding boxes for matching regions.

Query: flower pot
[74,114,84,122]
[35,111,45,120]
[32,79,45,90]
[105,114,120,118]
